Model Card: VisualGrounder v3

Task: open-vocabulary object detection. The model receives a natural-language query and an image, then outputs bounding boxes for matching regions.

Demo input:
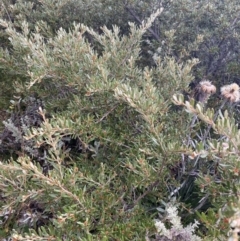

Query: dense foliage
[0,0,240,240]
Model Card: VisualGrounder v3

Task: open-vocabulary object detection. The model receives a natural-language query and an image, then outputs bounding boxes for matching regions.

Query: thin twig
[95,104,118,123]
[1,0,12,23]
[133,180,160,205]
[123,179,160,211]
[125,5,161,41]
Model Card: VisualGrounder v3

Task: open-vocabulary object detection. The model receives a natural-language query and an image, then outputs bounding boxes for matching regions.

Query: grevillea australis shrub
[0,7,198,240]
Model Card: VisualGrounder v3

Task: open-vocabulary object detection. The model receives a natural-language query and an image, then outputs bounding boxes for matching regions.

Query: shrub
[0,0,240,240]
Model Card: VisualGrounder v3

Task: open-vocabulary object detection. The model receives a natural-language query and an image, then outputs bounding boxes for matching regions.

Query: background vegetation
[0,0,240,240]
